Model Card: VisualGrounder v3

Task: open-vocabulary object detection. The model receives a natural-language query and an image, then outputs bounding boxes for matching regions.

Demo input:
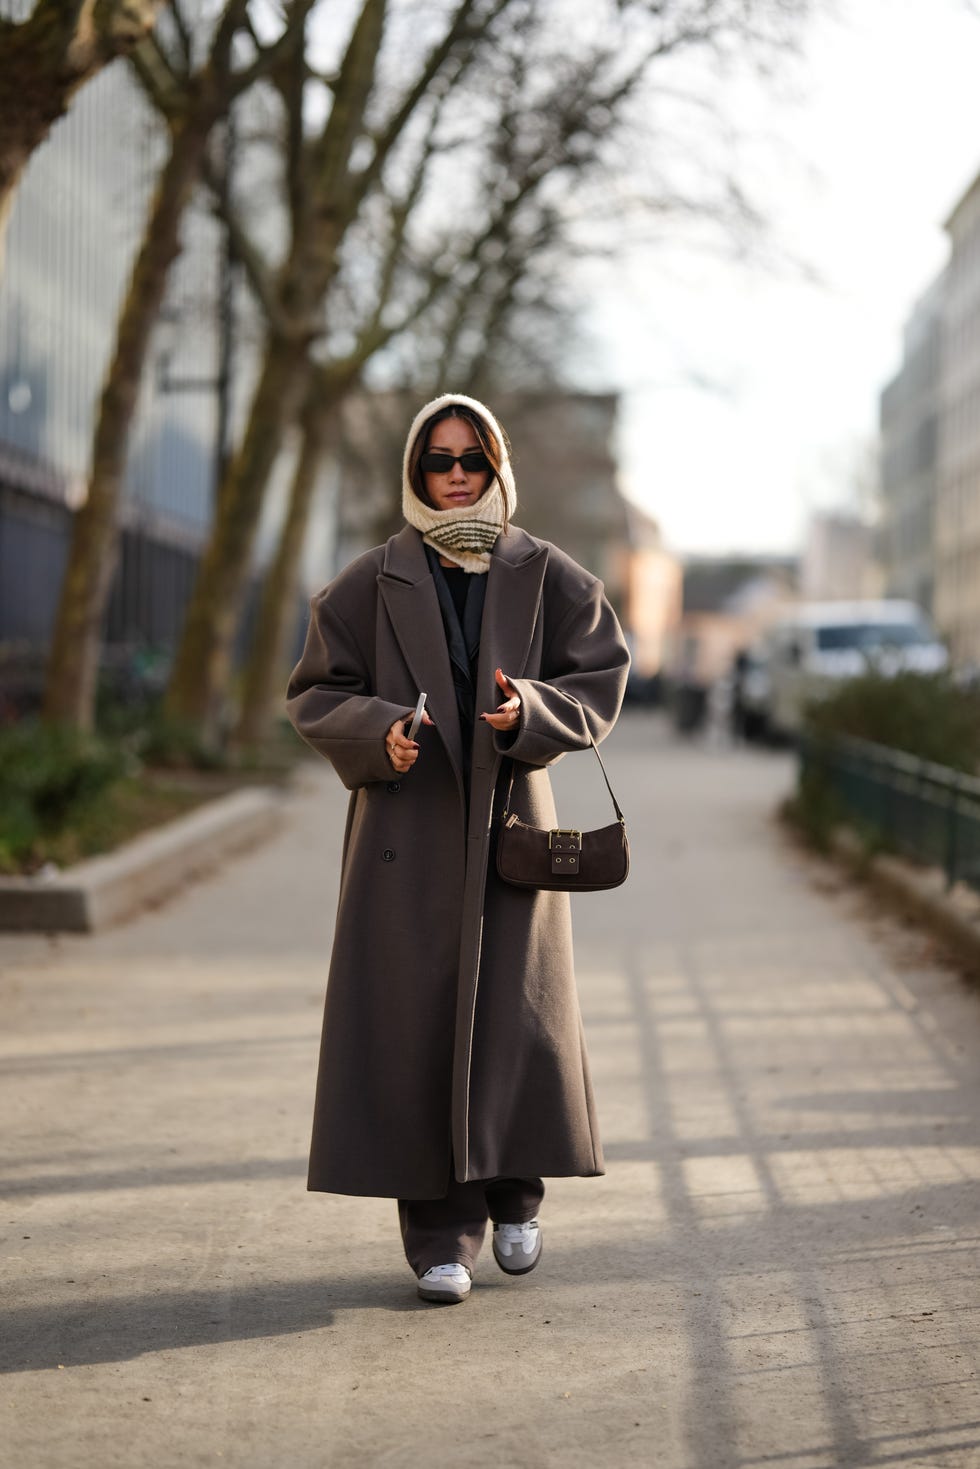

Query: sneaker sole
[492,1237,542,1276]
[417,1283,470,1304]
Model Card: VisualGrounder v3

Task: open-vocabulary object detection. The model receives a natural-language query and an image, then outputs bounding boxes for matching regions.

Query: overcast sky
[589,0,980,558]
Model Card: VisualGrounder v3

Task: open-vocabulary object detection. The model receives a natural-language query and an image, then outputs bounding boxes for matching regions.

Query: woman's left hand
[480,668,521,732]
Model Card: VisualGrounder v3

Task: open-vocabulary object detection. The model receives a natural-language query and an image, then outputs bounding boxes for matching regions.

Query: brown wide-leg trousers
[398,1175,545,1277]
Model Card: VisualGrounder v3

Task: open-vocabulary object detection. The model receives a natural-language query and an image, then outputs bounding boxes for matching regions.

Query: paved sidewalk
[3,714,980,1468]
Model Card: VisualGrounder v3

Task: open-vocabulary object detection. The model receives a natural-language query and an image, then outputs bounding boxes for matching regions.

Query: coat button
[382,848,396,862]
[386,781,401,793]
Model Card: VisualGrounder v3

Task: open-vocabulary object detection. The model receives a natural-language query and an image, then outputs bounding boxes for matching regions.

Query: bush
[803,671,980,774]
[781,767,841,854]
[0,723,134,872]
[130,713,229,771]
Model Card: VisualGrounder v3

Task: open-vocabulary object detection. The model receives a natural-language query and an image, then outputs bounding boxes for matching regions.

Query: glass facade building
[0,42,225,659]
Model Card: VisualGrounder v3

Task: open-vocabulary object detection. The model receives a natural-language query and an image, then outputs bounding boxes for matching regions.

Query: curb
[830,827,980,970]
[0,785,286,933]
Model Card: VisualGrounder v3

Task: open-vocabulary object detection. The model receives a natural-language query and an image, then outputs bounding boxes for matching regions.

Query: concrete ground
[3,712,980,1468]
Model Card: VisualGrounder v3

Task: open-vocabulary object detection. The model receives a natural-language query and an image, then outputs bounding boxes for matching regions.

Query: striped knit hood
[401,393,517,573]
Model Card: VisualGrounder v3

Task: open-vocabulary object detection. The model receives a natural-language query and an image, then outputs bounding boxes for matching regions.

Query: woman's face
[421,415,491,511]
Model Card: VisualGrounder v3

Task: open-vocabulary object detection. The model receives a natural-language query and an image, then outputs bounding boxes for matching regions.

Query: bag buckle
[549,828,581,875]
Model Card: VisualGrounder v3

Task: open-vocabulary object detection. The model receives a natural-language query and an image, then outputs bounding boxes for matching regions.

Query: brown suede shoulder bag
[496,734,629,893]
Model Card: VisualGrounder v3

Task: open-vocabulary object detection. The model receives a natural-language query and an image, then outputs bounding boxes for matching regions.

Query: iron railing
[799,734,980,893]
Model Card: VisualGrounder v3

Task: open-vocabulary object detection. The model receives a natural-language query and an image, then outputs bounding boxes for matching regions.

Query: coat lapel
[475,528,548,720]
[379,527,464,788]
[379,525,547,793]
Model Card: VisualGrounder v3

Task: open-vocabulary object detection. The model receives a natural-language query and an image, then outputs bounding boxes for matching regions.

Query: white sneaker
[417,1263,472,1304]
[492,1219,542,1275]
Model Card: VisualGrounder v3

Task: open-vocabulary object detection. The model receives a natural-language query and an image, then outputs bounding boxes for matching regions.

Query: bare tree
[226,0,819,745]
[162,0,515,737]
[233,86,454,746]
[230,92,527,744]
[41,0,313,729]
[0,0,163,262]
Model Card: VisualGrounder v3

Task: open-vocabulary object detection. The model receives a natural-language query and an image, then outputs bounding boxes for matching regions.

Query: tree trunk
[0,0,160,264]
[234,386,334,747]
[161,4,392,741]
[164,337,311,736]
[42,106,214,729]
[165,0,504,738]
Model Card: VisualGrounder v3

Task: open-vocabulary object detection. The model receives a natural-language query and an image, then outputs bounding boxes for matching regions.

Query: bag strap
[502,729,625,826]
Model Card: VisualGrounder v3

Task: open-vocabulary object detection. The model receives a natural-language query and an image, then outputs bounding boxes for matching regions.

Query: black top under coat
[424,545,487,792]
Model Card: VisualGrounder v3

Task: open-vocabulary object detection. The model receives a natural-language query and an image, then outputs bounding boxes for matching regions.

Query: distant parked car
[756,600,948,739]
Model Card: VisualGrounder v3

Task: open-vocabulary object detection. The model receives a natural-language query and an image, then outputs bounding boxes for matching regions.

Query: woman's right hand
[385,712,434,774]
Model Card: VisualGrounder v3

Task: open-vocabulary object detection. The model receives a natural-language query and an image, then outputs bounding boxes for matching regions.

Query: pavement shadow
[602,1077,980,1161]
[613,941,980,1469]
[0,1031,318,1077]
[0,1154,309,1198]
[1,1273,431,1375]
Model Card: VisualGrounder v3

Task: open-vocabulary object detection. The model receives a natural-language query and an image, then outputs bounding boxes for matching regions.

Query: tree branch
[230,0,317,96]
[167,0,193,70]
[128,29,186,119]
[361,0,515,191]
[198,148,286,331]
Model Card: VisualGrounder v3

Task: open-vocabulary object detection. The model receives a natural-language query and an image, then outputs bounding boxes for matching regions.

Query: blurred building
[878,275,943,615]
[622,503,682,679]
[800,510,881,602]
[0,53,230,676]
[321,388,632,613]
[935,170,980,668]
[669,555,797,688]
[882,164,980,668]
[504,391,629,611]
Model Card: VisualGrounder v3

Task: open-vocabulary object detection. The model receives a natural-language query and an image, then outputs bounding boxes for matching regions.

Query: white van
[757,600,947,738]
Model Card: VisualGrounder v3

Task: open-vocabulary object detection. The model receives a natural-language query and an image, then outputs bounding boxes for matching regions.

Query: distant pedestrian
[286,392,629,1304]
[730,648,750,741]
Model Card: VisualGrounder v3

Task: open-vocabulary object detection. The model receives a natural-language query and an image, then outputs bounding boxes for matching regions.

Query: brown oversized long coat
[286,523,629,1198]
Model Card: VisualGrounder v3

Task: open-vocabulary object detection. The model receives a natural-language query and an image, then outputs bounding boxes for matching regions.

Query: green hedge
[786,671,980,854]
[803,671,980,774]
[0,711,303,873]
[0,724,133,872]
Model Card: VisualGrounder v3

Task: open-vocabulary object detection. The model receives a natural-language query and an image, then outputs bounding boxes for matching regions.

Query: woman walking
[286,392,629,1303]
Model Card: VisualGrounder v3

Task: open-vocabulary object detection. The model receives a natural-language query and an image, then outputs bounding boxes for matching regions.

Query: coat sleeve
[493,576,630,767]
[286,593,413,790]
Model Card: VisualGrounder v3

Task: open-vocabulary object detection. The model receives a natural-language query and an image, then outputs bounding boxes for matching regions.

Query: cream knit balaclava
[401,392,518,573]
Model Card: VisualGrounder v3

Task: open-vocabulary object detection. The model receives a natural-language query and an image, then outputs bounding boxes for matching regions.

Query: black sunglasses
[420,450,490,474]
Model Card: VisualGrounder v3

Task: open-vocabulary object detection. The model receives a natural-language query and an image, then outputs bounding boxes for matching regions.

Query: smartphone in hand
[406,692,427,742]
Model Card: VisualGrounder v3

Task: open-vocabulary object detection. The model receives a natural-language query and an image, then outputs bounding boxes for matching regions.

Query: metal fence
[800,734,980,894]
[0,480,311,720]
